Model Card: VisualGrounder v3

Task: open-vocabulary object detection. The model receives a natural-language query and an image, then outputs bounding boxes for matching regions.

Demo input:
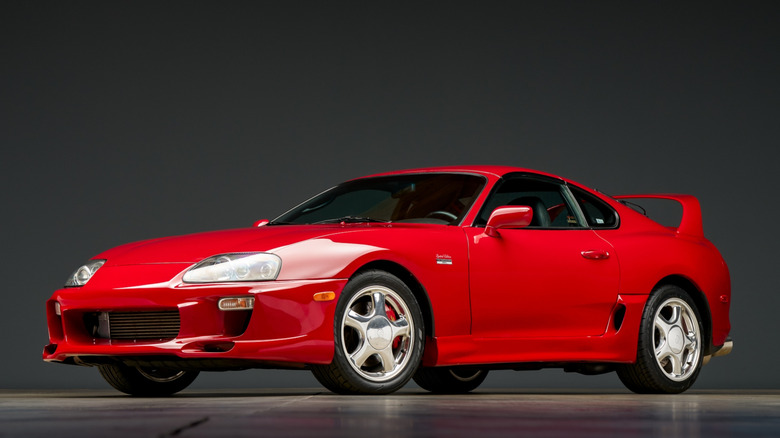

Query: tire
[413,366,488,393]
[98,363,199,396]
[311,270,425,394]
[617,285,704,394]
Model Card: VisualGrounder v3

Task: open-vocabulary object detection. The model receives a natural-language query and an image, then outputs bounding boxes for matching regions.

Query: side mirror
[253,219,270,227]
[485,206,533,237]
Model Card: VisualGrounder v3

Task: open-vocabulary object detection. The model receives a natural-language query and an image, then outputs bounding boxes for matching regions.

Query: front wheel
[311,270,425,394]
[414,366,488,393]
[98,364,199,396]
[617,285,704,394]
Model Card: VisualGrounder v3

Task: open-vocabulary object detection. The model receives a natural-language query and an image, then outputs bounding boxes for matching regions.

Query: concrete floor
[1,389,778,437]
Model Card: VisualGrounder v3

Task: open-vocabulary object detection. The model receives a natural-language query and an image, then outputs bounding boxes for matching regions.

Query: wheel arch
[654,275,714,356]
[350,260,435,338]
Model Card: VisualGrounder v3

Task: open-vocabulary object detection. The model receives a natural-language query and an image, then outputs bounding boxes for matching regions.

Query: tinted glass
[474,176,581,228]
[569,186,618,228]
[273,173,486,225]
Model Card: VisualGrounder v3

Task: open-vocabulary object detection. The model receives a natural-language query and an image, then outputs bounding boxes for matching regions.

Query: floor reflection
[1,390,778,437]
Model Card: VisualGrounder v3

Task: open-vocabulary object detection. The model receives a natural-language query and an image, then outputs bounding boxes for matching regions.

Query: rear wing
[612,194,703,237]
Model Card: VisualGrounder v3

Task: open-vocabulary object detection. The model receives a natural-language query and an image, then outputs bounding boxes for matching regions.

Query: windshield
[272,173,486,225]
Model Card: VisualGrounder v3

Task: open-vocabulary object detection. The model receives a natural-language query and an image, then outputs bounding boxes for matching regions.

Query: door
[466,174,619,338]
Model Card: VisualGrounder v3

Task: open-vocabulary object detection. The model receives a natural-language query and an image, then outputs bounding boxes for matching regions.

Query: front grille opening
[84,310,180,341]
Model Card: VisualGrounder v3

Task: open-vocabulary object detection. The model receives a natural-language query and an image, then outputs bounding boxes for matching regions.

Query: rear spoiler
[612,194,703,237]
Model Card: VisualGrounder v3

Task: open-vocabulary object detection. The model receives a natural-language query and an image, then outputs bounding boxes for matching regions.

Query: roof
[361,165,564,181]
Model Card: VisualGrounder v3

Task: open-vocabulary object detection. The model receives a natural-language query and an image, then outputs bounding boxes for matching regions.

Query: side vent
[613,304,626,331]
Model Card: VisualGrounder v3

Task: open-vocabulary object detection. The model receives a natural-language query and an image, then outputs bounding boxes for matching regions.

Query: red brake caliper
[385,305,401,349]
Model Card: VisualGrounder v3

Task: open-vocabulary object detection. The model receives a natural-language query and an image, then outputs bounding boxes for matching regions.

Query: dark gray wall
[2,1,777,390]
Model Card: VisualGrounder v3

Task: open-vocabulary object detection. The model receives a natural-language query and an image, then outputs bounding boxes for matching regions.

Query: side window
[474,176,582,228]
[569,186,618,228]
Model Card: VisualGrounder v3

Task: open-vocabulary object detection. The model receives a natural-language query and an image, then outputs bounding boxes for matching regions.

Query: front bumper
[44,264,346,367]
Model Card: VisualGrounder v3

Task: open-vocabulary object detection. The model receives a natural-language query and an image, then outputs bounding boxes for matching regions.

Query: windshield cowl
[313,216,391,225]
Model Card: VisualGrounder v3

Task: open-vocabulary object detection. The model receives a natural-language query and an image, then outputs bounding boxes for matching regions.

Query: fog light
[218,297,255,311]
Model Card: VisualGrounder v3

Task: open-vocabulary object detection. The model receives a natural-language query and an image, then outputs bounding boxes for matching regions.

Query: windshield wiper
[313,216,390,224]
[266,220,294,225]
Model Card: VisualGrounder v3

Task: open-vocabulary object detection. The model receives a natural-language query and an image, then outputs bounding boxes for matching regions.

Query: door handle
[581,250,610,260]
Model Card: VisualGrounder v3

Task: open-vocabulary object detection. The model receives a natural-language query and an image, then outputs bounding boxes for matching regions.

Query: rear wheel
[98,364,199,396]
[617,285,703,394]
[414,366,488,393]
[311,270,424,394]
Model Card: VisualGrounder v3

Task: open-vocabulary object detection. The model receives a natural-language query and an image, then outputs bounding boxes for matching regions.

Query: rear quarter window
[569,186,618,228]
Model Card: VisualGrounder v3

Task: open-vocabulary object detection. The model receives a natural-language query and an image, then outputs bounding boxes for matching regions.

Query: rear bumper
[703,338,733,365]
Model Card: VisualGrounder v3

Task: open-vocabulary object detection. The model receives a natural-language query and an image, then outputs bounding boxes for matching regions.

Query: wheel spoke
[390,315,410,338]
[684,333,698,352]
[349,341,375,369]
[378,348,397,373]
[345,310,371,330]
[655,317,674,341]
[371,292,387,318]
[667,305,681,325]
[669,351,683,376]
[655,341,673,363]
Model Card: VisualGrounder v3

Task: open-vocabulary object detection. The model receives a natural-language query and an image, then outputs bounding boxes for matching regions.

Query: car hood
[97,225,372,266]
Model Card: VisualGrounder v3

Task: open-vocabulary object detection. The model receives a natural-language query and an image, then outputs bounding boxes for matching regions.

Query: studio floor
[1,389,778,437]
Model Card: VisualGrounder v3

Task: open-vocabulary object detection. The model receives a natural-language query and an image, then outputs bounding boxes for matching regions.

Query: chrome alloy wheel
[340,285,414,382]
[653,297,701,382]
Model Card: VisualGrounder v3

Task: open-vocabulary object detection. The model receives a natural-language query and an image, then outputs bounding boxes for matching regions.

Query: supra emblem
[436,254,453,265]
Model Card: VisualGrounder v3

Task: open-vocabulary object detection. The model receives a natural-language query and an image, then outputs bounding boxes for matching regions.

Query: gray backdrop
[2,1,777,390]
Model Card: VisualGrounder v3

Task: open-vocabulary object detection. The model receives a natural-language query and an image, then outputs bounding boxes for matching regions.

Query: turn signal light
[313,291,335,302]
[218,297,255,311]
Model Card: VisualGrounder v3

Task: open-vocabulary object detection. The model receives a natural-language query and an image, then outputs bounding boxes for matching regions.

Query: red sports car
[44,166,732,395]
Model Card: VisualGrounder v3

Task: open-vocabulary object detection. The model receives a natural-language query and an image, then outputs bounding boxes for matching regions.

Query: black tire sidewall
[414,366,488,393]
[98,364,198,396]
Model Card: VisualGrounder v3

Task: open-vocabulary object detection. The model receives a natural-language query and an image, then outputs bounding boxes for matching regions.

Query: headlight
[183,253,281,283]
[65,260,106,287]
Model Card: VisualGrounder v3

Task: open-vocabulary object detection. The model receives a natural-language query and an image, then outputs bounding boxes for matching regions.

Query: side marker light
[313,292,335,302]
